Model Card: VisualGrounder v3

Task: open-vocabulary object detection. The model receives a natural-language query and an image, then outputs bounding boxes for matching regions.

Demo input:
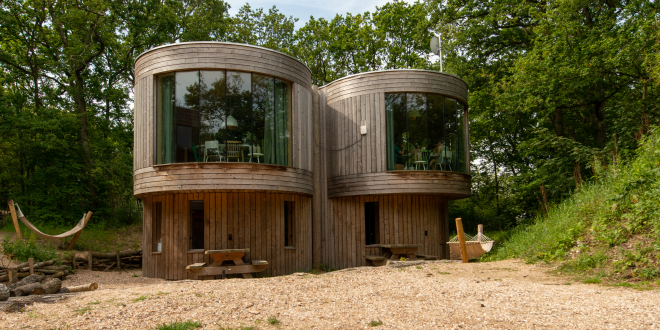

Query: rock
[8,274,45,290]
[41,278,62,294]
[0,284,9,301]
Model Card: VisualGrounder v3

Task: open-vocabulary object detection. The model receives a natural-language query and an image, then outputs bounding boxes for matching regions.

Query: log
[455,218,469,263]
[41,278,61,294]
[65,283,97,293]
[0,284,9,301]
[46,270,69,279]
[35,269,65,275]
[17,259,56,272]
[28,258,33,275]
[0,261,28,271]
[8,274,45,290]
[10,283,45,297]
[91,250,141,259]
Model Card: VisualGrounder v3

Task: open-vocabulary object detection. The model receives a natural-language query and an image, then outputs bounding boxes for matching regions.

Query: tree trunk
[72,75,97,207]
[41,278,62,294]
[594,102,607,147]
[10,283,45,297]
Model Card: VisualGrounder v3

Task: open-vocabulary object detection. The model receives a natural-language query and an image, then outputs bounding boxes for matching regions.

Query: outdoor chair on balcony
[204,140,223,162]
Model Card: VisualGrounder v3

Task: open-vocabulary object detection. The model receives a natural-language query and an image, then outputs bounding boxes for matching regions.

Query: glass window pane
[274,78,291,166]
[156,74,175,164]
[226,71,252,162]
[175,71,200,163]
[385,93,406,170]
[444,97,458,172]
[456,102,466,173]
[253,74,274,164]
[427,94,445,171]
[200,71,226,162]
[406,93,427,170]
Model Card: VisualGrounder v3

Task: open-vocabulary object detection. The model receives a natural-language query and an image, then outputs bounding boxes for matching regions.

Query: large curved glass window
[156,70,292,166]
[385,93,467,173]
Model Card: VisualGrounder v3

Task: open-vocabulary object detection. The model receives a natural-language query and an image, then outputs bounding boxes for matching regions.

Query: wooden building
[133,42,470,279]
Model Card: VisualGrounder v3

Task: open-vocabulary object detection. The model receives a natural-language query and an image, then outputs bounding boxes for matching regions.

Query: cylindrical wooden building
[316,70,470,269]
[134,42,314,279]
[134,43,470,279]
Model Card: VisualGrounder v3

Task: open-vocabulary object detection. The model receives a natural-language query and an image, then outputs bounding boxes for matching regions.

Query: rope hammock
[14,203,92,242]
[447,232,494,260]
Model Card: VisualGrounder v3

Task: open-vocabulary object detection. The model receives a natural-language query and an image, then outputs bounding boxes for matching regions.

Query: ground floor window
[190,200,204,250]
[365,202,379,245]
[152,202,162,252]
[284,201,295,247]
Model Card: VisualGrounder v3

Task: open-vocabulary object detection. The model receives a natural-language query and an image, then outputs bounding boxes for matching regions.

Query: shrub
[1,235,58,262]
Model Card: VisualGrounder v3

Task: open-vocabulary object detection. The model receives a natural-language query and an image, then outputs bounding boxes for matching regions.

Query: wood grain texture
[322,70,468,104]
[134,163,313,198]
[323,195,448,270]
[326,171,471,199]
[135,43,311,89]
[142,192,312,280]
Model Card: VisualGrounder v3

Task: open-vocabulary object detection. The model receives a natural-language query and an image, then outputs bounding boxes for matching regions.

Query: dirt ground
[1,259,659,329]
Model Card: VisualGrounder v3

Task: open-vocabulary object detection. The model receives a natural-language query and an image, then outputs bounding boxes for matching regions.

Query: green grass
[484,130,660,283]
[73,307,92,315]
[437,271,450,275]
[0,221,142,252]
[156,320,203,330]
[369,320,383,327]
[219,326,254,330]
[132,295,148,303]
[267,316,280,325]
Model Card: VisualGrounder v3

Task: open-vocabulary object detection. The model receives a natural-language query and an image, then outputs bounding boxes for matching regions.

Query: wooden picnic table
[186,249,268,279]
[364,244,424,266]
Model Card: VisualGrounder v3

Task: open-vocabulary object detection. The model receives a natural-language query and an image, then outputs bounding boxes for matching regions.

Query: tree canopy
[0,0,658,230]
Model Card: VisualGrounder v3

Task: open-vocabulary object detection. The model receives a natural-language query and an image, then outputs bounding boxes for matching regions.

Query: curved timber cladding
[319,70,470,194]
[142,192,312,279]
[134,163,313,198]
[327,172,471,199]
[133,42,314,174]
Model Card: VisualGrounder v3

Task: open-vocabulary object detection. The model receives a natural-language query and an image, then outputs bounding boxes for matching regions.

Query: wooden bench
[186,249,267,279]
[416,255,438,260]
[364,255,387,267]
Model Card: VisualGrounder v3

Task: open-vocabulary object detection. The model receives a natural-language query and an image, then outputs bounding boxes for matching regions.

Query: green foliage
[156,320,202,330]
[488,130,660,281]
[267,316,280,325]
[369,319,383,327]
[1,236,58,262]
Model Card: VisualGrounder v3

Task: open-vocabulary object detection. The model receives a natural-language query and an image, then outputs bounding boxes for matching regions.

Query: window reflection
[156,70,292,166]
[386,92,467,173]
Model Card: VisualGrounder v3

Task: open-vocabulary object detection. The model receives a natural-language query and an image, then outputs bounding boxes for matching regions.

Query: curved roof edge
[319,69,468,89]
[134,41,312,74]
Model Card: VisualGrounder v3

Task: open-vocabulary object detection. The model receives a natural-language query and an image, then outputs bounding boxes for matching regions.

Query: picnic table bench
[186,249,268,279]
[364,244,438,266]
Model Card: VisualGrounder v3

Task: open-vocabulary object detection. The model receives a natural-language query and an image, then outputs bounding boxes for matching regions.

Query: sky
[225,0,417,27]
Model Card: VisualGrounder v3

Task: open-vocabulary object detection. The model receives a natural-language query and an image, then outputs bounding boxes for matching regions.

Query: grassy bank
[0,221,142,253]
[486,130,660,285]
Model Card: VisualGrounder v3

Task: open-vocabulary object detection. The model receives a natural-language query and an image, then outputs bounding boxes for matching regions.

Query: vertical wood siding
[321,195,448,270]
[142,192,313,279]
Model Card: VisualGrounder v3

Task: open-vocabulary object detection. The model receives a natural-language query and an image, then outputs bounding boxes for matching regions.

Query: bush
[1,235,58,262]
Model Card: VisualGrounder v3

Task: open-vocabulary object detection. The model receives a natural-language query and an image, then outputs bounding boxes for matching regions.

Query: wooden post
[455,218,469,263]
[7,269,14,284]
[66,211,93,251]
[116,250,121,270]
[28,258,34,275]
[7,200,22,240]
[88,251,93,270]
[311,85,322,269]
[478,224,484,242]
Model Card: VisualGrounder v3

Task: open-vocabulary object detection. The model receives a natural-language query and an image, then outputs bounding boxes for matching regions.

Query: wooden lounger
[186,260,268,277]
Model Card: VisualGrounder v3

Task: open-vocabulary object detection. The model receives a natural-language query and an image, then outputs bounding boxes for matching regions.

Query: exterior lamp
[227,115,238,129]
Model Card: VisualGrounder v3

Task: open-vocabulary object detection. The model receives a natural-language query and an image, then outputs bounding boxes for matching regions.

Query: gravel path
[1,259,659,329]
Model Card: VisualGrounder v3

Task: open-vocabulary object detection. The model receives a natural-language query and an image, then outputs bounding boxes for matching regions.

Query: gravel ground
[2,259,659,329]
